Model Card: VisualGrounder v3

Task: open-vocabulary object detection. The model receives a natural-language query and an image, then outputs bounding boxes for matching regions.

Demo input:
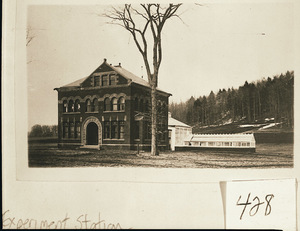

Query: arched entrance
[86,122,98,145]
[82,116,102,148]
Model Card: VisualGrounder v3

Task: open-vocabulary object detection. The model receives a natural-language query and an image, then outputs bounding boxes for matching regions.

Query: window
[104,98,110,111]
[112,98,118,111]
[162,102,167,115]
[63,123,69,138]
[86,99,91,112]
[75,122,81,138]
[102,75,109,86]
[63,100,68,112]
[94,76,100,86]
[92,98,98,112]
[118,97,125,111]
[74,99,80,112]
[119,121,125,139]
[145,121,151,139]
[158,122,164,141]
[70,123,75,138]
[140,99,144,112]
[104,120,125,139]
[68,100,74,112]
[145,100,149,112]
[134,121,140,139]
[110,75,117,85]
[157,101,162,115]
[104,121,110,139]
[134,97,139,111]
[111,121,118,139]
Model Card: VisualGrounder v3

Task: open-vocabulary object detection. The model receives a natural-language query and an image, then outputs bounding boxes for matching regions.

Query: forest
[28,124,58,137]
[169,71,294,130]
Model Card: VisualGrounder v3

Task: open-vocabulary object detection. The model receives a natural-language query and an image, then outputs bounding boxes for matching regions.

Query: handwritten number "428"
[236,193,274,220]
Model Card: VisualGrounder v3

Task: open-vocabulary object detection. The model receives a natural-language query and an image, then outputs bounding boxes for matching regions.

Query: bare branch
[104,4,182,155]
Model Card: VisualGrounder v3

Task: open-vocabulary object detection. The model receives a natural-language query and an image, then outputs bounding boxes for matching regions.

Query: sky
[26,1,295,130]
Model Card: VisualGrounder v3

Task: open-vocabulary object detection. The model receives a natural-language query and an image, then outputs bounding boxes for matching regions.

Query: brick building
[54,59,171,150]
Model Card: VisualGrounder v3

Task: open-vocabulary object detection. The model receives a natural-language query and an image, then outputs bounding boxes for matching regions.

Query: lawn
[28,143,293,168]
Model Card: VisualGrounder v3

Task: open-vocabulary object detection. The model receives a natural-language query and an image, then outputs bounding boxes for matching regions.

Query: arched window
[104,98,110,111]
[63,100,68,112]
[92,98,98,112]
[162,102,167,115]
[157,101,162,114]
[118,97,125,111]
[134,97,139,111]
[68,100,74,112]
[85,99,91,112]
[74,99,80,112]
[145,100,149,112]
[140,99,144,112]
[112,97,118,111]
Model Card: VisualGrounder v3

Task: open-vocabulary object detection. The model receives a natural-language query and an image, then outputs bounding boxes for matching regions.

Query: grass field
[28,142,293,168]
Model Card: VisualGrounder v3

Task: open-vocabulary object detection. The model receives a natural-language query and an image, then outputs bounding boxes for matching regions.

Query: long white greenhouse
[175,133,256,152]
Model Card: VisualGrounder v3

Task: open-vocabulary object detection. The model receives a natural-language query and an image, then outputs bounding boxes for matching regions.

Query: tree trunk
[151,84,158,156]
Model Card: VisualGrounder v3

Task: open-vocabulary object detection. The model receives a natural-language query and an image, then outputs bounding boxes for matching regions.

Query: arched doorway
[86,122,98,145]
[81,116,102,148]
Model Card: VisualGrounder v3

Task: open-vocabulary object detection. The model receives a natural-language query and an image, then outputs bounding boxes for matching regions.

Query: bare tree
[105,4,182,155]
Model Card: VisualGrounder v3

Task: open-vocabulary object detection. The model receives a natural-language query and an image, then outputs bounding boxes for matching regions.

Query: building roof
[185,133,255,142]
[62,76,89,87]
[59,60,170,95]
[110,65,150,88]
[168,117,191,128]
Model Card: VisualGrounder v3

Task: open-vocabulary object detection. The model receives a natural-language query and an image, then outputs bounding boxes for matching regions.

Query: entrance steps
[80,145,100,150]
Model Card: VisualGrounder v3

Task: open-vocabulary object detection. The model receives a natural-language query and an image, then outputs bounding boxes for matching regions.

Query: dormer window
[102,75,109,86]
[94,76,100,86]
[110,75,117,85]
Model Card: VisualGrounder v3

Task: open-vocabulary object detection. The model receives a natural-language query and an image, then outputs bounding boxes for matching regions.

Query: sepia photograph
[27,2,294,168]
[3,0,299,229]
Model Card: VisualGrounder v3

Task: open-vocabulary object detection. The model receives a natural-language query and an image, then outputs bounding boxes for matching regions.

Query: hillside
[170,71,294,130]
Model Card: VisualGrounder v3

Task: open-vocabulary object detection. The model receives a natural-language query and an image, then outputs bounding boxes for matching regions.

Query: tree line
[28,125,58,137]
[169,71,294,128]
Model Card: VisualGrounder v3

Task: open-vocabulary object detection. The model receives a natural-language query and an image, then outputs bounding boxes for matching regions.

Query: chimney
[104,58,107,62]
[119,63,121,67]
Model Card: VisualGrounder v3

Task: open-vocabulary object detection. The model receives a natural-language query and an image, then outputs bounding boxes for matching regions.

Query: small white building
[168,113,192,151]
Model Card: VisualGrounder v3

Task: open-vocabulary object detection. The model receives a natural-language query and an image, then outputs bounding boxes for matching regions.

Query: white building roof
[168,117,191,128]
[185,133,255,142]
